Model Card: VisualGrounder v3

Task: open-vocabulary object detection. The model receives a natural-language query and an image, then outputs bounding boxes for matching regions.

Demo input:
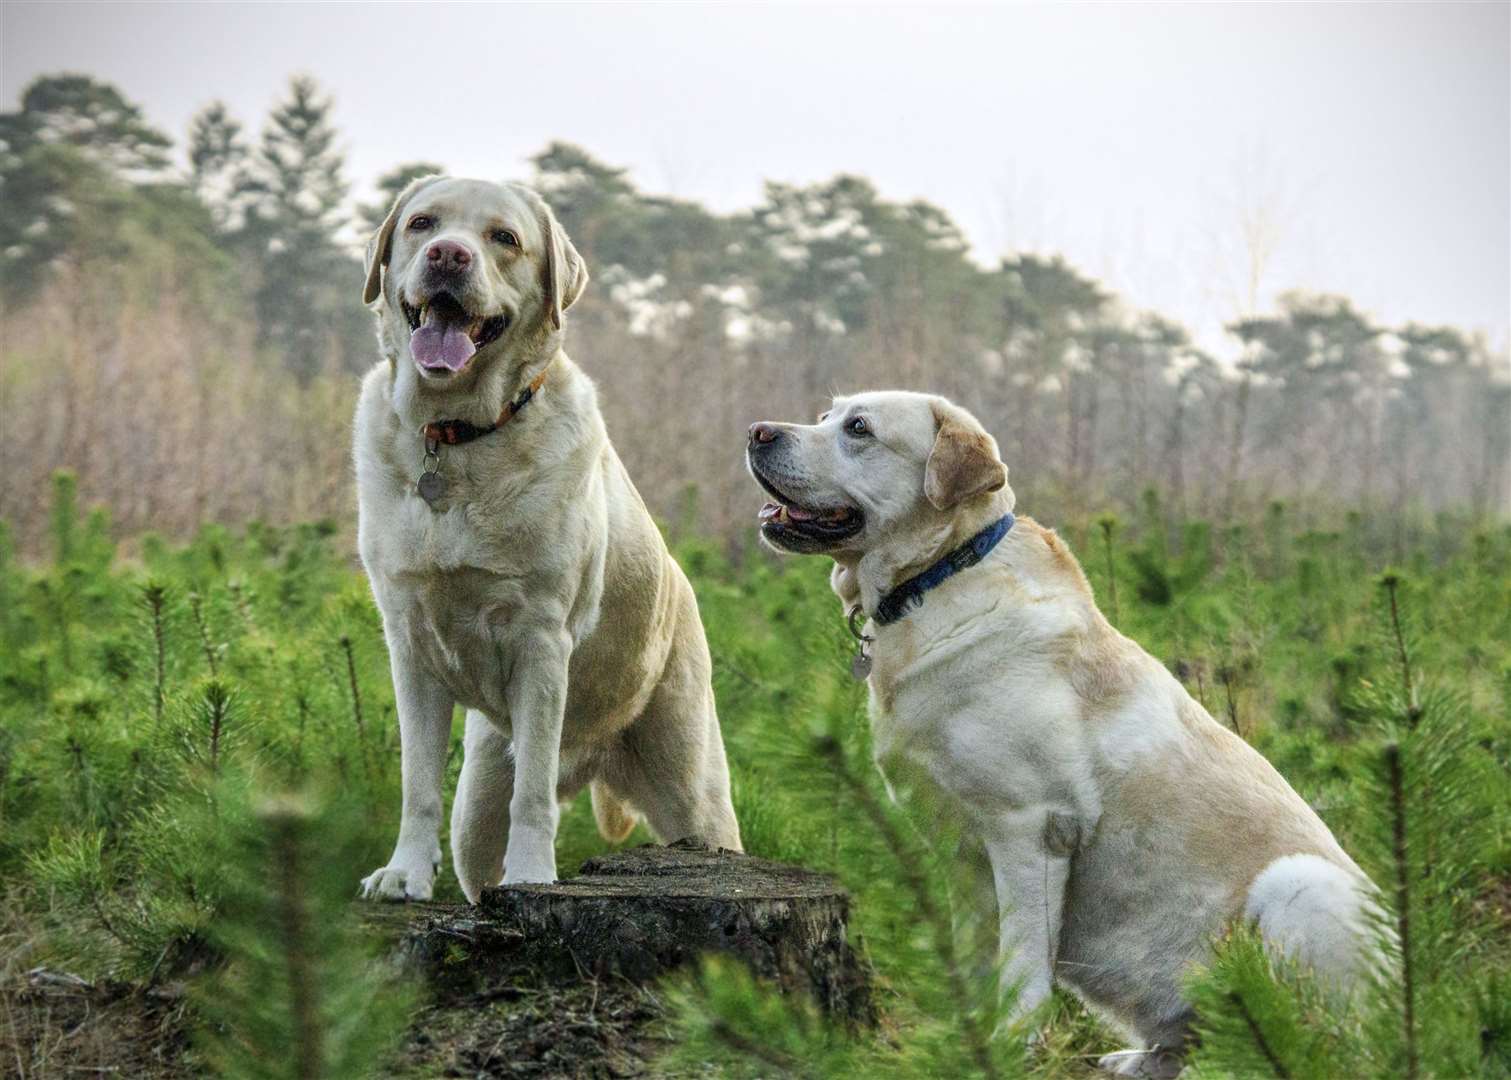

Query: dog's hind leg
[603,605,741,852]
[450,708,514,904]
[607,688,741,851]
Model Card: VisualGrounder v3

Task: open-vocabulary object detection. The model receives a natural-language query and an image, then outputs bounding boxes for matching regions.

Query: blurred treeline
[2,73,1507,555]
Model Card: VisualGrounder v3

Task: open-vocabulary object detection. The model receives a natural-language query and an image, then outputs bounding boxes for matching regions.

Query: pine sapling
[1187,569,1501,1079]
[1232,989,1293,1079]
[204,679,231,774]
[194,786,414,1078]
[1378,572,1419,724]
[268,802,323,1080]
[174,678,242,777]
[26,829,133,964]
[812,735,1003,1080]
[189,590,220,676]
[228,578,257,634]
[140,581,170,726]
[665,670,1021,1080]
[337,634,370,776]
[1097,513,1120,626]
[1185,924,1343,1077]
[51,470,79,566]
[1385,742,1418,1080]
[1217,663,1242,735]
[36,578,75,672]
[815,740,1003,1080]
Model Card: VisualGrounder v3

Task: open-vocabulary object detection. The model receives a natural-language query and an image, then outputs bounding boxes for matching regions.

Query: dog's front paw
[501,824,557,885]
[501,845,556,885]
[1097,1048,1184,1078]
[359,849,438,902]
[501,869,556,886]
[500,857,557,885]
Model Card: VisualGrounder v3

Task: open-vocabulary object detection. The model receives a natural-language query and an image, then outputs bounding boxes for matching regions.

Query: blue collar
[872,513,1015,626]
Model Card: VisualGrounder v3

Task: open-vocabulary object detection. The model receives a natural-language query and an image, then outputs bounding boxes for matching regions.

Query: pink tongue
[410,323,476,372]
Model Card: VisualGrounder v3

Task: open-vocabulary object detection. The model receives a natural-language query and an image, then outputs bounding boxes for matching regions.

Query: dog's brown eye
[845,416,870,437]
[407,214,433,231]
[818,411,831,423]
[491,229,520,248]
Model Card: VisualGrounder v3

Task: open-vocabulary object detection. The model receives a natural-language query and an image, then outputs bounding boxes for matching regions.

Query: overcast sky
[4,2,1507,356]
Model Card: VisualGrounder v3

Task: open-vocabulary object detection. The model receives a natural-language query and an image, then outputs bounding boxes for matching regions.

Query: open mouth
[751,467,864,548]
[402,292,509,374]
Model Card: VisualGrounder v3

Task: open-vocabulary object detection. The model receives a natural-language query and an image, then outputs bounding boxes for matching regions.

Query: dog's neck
[389,328,564,435]
[837,489,1017,619]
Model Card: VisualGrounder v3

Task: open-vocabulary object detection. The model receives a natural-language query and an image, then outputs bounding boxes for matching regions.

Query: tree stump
[388,840,874,1026]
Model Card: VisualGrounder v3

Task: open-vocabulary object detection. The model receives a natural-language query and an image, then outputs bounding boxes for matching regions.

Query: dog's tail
[590,780,638,843]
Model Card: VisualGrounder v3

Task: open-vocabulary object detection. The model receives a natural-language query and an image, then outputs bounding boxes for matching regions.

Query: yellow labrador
[354,177,740,902]
[747,390,1381,1077]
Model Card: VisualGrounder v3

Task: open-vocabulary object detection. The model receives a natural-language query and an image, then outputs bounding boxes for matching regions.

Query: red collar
[421,364,552,447]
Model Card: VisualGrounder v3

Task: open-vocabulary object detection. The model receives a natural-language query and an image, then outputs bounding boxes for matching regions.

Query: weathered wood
[386,840,875,1025]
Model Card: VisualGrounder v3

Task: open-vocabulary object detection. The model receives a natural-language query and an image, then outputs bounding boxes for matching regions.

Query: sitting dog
[353,176,740,902]
[746,390,1381,1076]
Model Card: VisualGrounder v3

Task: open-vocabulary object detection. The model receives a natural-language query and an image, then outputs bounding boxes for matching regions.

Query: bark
[375,839,876,1026]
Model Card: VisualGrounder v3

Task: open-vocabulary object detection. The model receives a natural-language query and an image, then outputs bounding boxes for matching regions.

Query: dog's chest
[865,613,1079,822]
[359,424,553,575]
[866,635,991,807]
[368,489,494,576]
[359,473,547,705]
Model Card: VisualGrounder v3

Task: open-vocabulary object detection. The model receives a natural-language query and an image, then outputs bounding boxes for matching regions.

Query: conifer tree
[239,76,365,377]
[0,75,172,292]
[187,101,251,232]
[4,73,171,176]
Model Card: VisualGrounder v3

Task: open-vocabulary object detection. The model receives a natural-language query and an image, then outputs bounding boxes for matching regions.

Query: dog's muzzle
[746,429,864,551]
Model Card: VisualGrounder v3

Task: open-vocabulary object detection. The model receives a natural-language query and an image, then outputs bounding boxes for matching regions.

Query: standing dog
[354,177,740,902]
[747,390,1381,1077]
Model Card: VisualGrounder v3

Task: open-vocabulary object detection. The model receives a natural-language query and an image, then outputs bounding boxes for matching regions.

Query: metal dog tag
[417,470,446,507]
[416,436,446,508]
[850,650,872,681]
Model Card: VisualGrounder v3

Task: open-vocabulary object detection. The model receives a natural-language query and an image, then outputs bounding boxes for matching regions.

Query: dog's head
[746,391,1012,560]
[362,176,588,383]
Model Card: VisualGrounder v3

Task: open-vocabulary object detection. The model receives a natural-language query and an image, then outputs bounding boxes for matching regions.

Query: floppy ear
[362,174,442,306]
[541,203,589,330]
[923,400,1008,511]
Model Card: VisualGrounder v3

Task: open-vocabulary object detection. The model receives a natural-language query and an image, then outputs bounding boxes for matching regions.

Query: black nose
[426,239,472,274]
[749,422,781,446]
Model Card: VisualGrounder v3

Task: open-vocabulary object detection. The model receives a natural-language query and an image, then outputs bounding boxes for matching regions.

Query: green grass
[3,475,1509,1077]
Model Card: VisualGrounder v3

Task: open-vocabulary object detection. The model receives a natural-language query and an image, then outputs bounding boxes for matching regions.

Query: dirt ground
[2,968,196,1079]
[2,960,668,1079]
[392,976,667,1079]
